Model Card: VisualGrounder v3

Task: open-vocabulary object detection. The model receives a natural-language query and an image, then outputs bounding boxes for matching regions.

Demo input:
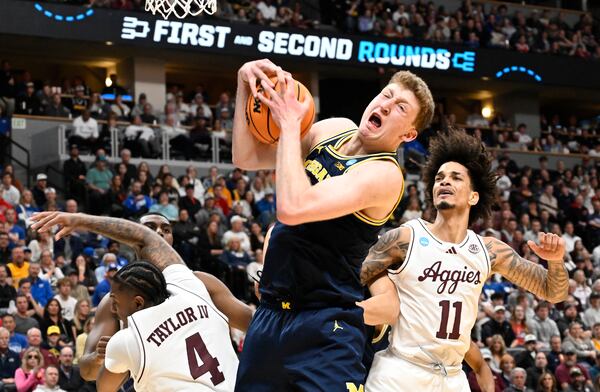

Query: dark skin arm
[464,341,494,392]
[79,294,120,382]
[359,226,411,285]
[193,271,252,331]
[31,212,183,272]
[97,363,128,392]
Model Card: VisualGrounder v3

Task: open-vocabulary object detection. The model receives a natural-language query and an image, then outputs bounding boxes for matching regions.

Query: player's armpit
[194,271,253,332]
[80,295,120,381]
[464,341,494,392]
[486,236,569,303]
[360,226,411,286]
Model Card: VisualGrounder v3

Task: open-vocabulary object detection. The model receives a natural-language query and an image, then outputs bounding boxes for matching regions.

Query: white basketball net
[145,0,217,19]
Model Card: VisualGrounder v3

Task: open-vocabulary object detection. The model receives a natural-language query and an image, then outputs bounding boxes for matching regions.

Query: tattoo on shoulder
[360,229,409,285]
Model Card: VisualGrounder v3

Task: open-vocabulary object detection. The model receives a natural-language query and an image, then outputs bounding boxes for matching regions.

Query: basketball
[245,77,315,144]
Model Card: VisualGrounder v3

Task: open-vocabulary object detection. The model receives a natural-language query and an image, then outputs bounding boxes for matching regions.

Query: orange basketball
[245,77,315,144]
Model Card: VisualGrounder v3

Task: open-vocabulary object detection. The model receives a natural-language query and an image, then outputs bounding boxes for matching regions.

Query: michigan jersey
[387,219,490,366]
[105,265,239,392]
[259,129,403,309]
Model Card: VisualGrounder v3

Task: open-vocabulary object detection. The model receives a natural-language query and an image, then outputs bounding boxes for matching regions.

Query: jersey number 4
[435,300,463,340]
[186,333,225,385]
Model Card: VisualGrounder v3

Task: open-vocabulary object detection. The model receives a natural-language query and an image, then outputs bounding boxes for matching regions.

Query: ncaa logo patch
[469,244,480,254]
[419,237,429,246]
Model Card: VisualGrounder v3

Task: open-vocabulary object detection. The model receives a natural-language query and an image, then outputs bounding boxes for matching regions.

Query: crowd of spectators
[0,59,235,161]
[24,0,600,60]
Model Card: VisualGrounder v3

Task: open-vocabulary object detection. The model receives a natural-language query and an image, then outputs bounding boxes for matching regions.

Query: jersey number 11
[435,300,462,340]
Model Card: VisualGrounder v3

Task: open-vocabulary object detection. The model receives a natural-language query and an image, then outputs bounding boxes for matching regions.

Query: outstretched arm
[359,227,412,286]
[31,212,184,271]
[487,232,568,303]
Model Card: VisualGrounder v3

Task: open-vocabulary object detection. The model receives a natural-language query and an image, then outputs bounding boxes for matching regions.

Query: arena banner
[1,0,600,88]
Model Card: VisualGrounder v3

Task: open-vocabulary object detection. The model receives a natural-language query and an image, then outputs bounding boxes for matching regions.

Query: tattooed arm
[31,212,183,271]
[487,232,568,303]
[360,226,411,286]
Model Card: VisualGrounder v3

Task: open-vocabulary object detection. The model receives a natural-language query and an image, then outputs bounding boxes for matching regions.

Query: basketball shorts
[235,304,366,392]
[366,349,470,392]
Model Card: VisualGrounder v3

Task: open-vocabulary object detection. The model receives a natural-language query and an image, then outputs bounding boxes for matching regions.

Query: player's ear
[468,191,479,206]
[401,127,417,144]
[133,295,145,310]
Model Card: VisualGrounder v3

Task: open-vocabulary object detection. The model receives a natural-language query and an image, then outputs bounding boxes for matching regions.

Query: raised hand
[237,59,290,98]
[30,211,79,240]
[256,75,311,133]
[527,232,565,262]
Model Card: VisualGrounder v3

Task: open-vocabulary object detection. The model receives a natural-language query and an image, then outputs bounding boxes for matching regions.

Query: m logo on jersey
[345,383,364,392]
[417,261,481,294]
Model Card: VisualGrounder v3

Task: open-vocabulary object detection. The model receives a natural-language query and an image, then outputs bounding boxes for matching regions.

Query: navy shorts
[235,304,367,392]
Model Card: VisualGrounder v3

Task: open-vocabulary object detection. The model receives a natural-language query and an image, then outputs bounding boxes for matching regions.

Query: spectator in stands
[62,145,86,204]
[109,94,130,120]
[1,172,20,207]
[190,94,212,124]
[556,350,592,390]
[34,364,64,392]
[172,209,200,269]
[71,299,90,337]
[504,367,532,392]
[69,110,98,153]
[256,190,276,228]
[0,232,9,265]
[222,215,251,253]
[15,82,41,116]
[39,300,74,345]
[91,263,117,307]
[130,93,147,118]
[28,263,53,307]
[65,269,89,303]
[178,184,202,217]
[140,103,156,124]
[0,264,15,308]
[122,181,153,219]
[220,237,251,300]
[15,346,44,392]
[8,247,29,288]
[482,305,516,347]
[123,115,156,158]
[16,190,39,227]
[53,279,76,322]
[0,60,16,116]
[525,352,548,390]
[161,115,194,160]
[3,314,27,354]
[148,190,178,222]
[0,326,20,390]
[516,334,538,369]
[30,174,47,210]
[44,94,70,118]
[85,156,112,215]
[67,86,88,118]
[5,209,25,248]
[93,252,116,285]
[57,347,85,392]
[499,354,515,388]
[562,322,596,366]
[566,367,594,392]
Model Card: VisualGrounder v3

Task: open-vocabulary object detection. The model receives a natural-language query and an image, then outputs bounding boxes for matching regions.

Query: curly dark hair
[422,128,497,225]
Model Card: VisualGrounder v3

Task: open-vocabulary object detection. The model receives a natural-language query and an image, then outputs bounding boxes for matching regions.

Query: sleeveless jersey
[105,265,238,392]
[387,219,491,367]
[260,129,403,309]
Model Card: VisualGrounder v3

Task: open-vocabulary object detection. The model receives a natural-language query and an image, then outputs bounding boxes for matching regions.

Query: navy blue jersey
[259,129,403,309]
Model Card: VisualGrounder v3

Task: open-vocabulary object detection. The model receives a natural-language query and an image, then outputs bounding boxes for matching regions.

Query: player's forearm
[357,291,399,326]
[79,351,102,381]
[360,228,408,285]
[232,78,275,170]
[474,365,494,392]
[72,213,183,270]
[275,120,312,225]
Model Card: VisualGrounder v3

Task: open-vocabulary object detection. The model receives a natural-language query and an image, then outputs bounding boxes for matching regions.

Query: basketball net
[145,0,217,19]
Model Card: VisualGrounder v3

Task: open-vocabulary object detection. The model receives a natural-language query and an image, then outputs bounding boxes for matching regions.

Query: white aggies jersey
[387,219,490,367]
[105,264,239,392]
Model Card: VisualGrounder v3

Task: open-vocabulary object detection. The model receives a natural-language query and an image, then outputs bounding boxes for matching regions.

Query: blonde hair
[21,347,44,371]
[388,71,434,132]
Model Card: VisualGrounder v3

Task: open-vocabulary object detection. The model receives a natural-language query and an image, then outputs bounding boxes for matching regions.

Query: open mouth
[368,113,382,128]
[438,189,453,197]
